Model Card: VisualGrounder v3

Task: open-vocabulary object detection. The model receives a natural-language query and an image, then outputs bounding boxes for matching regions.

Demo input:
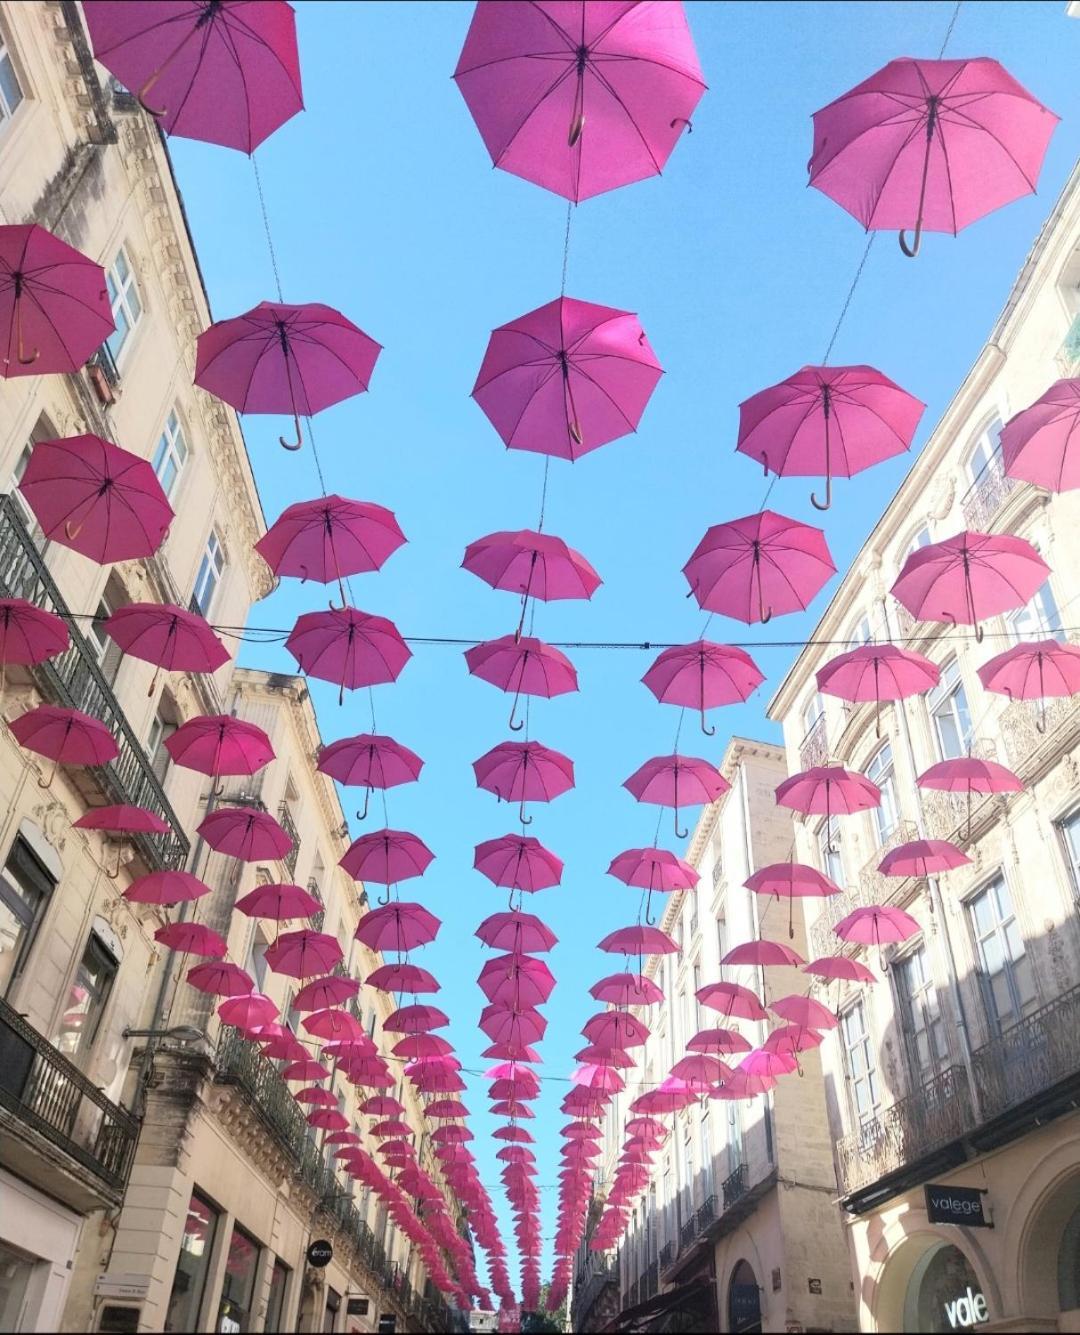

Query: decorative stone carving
[32,798,69,853]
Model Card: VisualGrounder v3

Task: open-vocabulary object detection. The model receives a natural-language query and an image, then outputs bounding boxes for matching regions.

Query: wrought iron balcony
[972,982,1080,1124]
[679,1214,696,1251]
[573,1256,618,1322]
[0,996,138,1197]
[659,1241,673,1269]
[721,1162,748,1209]
[307,877,326,931]
[642,1258,659,1300]
[0,494,188,870]
[278,801,300,877]
[960,463,1020,531]
[799,711,828,771]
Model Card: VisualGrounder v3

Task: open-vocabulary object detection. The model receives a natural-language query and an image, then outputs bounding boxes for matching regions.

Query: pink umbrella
[740,1048,797,1080]
[308,1109,349,1132]
[817,643,940,738]
[687,1027,752,1057]
[264,929,343,979]
[293,975,360,1011]
[104,603,229,693]
[671,1053,730,1093]
[683,510,836,624]
[891,531,1050,642]
[394,1033,453,1060]
[775,766,880,851]
[643,641,763,736]
[195,301,381,451]
[286,608,410,705]
[355,901,441,954]
[219,993,278,1028]
[809,57,1058,257]
[479,956,556,1008]
[574,1043,633,1068]
[465,635,578,731]
[234,882,320,921]
[371,1118,415,1139]
[713,1070,774,1099]
[572,1066,624,1095]
[361,1095,406,1117]
[340,829,434,900]
[73,802,170,877]
[878,839,970,878]
[153,922,226,958]
[471,297,662,461]
[366,962,440,995]
[770,994,838,1030]
[385,1004,450,1034]
[20,433,173,565]
[317,733,423,820]
[164,715,274,780]
[301,1008,365,1041]
[835,905,920,956]
[427,1099,470,1120]
[633,1077,696,1114]
[764,1025,825,1074]
[589,973,664,1008]
[917,756,1023,838]
[722,939,804,968]
[0,599,68,691]
[83,0,302,151]
[474,835,564,900]
[473,741,575,826]
[696,980,767,1022]
[295,1087,339,1108]
[479,1006,547,1047]
[284,1059,332,1083]
[0,224,113,377]
[1001,378,1080,492]
[197,806,293,863]
[738,365,924,510]
[803,955,877,986]
[978,639,1080,732]
[462,529,601,640]
[476,911,557,954]
[187,961,253,998]
[744,862,840,939]
[453,1,705,203]
[495,1125,533,1143]
[623,753,729,839]
[607,847,698,896]
[582,1012,649,1050]
[260,1032,308,1062]
[10,705,118,787]
[597,924,678,957]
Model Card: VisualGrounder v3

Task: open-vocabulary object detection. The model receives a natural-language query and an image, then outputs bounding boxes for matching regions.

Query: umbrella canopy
[582,1012,649,1050]
[597,924,678,956]
[474,835,564,896]
[301,1008,365,1041]
[11,705,118,785]
[292,975,359,1011]
[153,922,227,958]
[473,740,575,826]
[696,980,767,1021]
[355,902,441,954]
[891,531,1050,640]
[187,961,253,998]
[317,733,422,820]
[218,992,277,1029]
[453,1,705,202]
[744,861,841,939]
[340,829,434,886]
[367,962,440,995]
[197,806,293,862]
[834,905,920,948]
[479,955,556,1008]
[623,753,729,839]
[642,641,763,735]
[917,755,1022,837]
[737,364,924,510]
[476,911,557,954]
[264,929,343,978]
[878,839,970,878]
[462,529,601,639]
[164,715,274,777]
[83,0,303,152]
[606,848,698,894]
[104,604,229,690]
[978,639,1080,731]
[471,296,662,460]
[393,1033,453,1060]
[20,434,173,563]
[687,1027,752,1057]
[74,803,169,835]
[803,955,877,985]
[817,643,940,737]
[574,1043,634,1068]
[0,600,68,677]
[195,301,381,450]
[1001,378,1080,492]
[671,1053,730,1093]
[770,994,838,1030]
[775,766,881,840]
[589,973,664,1008]
[0,224,113,377]
[465,635,578,731]
[479,1006,547,1046]
[286,608,410,704]
[255,495,406,601]
[722,939,804,968]
[740,1048,797,1079]
[809,57,1058,256]
[234,882,320,921]
[684,510,836,624]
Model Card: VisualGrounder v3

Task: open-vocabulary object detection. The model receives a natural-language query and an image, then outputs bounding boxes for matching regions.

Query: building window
[218,1223,260,1332]
[152,410,189,501]
[1057,810,1080,905]
[10,425,52,555]
[968,877,1037,1033]
[894,945,948,1084]
[0,35,23,127]
[265,1259,290,1333]
[817,817,842,884]
[53,932,118,1057]
[902,526,932,567]
[853,613,873,646]
[840,999,879,1127]
[802,691,824,737]
[865,743,899,846]
[165,1191,219,1332]
[147,708,176,784]
[323,1285,341,1333]
[928,659,971,760]
[104,246,142,364]
[0,838,53,996]
[966,416,1005,484]
[87,578,125,685]
[1005,576,1064,643]
[246,937,270,994]
[192,528,225,617]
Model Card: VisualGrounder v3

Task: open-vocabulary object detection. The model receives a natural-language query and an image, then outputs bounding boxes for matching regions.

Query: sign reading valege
[924,1184,990,1227]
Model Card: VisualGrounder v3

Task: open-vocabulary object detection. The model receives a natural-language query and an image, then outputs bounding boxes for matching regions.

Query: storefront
[901,1243,989,1333]
[0,1167,82,1332]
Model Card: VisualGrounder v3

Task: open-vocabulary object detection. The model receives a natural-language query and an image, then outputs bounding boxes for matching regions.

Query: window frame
[192,527,226,618]
[104,245,143,366]
[1055,808,1080,908]
[892,943,949,1086]
[965,415,1006,485]
[152,408,190,502]
[865,742,900,847]
[1004,571,1064,643]
[55,931,119,1056]
[0,29,25,128]
[817,816,843,885]
[839,997,880,1129]
[965,874,1038,1035]
[928,658,972,761]
[0,837,54,997]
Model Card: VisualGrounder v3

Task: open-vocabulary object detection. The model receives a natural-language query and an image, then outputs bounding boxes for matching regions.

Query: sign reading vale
[924,1183,990,1228]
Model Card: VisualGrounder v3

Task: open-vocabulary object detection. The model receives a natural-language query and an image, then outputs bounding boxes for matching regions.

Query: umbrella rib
[568,362,639,434]
[939,103,1042,194]
[166,17,220,142]
[586,64,664,177]
[214,17,257,153]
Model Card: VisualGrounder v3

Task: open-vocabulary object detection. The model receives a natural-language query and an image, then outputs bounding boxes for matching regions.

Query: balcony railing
[960,463,1020,531]
[278,801,300,877]
[0,495,188,870]
[0,996,138,1195]
[799,712,828,771]
[972,982,1080,1122]
[307,877,326,931]
[721,1163,748,1210]
[659,1241,673,1269]
[642,1258,658,1300]
[572,1256,618,1323]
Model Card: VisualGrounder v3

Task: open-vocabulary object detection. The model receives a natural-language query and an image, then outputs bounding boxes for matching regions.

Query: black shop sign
[307,1239,334,1267]
[924,1184,991,1228]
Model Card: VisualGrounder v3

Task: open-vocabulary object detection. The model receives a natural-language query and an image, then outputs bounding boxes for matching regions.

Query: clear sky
[168,0,1080,1300]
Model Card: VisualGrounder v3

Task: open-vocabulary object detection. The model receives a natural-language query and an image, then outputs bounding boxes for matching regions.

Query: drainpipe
[880,601,983,1123]
[739,760,772,1167]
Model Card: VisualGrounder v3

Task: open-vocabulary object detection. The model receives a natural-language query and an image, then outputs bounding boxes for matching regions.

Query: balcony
[721,1164,747,1209]
[799,711,828,771]
[960,463,1020,531]
[1056,312,1080,376]
[278,801,300,877]
[307,877,326,931]
[972,982,1080,1128]
[0,996,138,1205]
[0,494,188,870]
[573,1255,618,1324]
[641,1258,659,1300]
[659,1241,673,1269]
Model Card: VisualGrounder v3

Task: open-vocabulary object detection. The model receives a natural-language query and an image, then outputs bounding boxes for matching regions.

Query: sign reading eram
[924,1184,991,1228]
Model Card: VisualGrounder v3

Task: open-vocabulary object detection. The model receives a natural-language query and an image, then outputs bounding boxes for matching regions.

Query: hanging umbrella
[317,733,423,820]
[453,0,706,202]
[479,1006,547,1046]
[582,1012,649,1050]
[301,1008,366,1041]
[572,1066,625,1094]
[308,1109,349,1131]
[597,925,678,956]
[683,510,836,624]
[740,1048,798,1080]
[737,365,925,510]
[385,1004,451,1034]
[219,992,277,1028]
[744,862,840,939]
[104,603,229,693]
[0,223,113,377]
[10,705,118,787]
[574,1043,635,1068]
[260,1032,308,1062]
[605,845,698,925]
[721,939,804,968]
[494,1125,533,1143]
[153,922,226,958]
[713,1069,774,1099]
[687,1027,752,1057]
[671,1053,730,1093]
[264,928,343,978]
[295,1087,339,1108]
[474,834,564,898]
[1001,378,1080,492]
[355,901,441,954]
[367,962,439,995]
[197,806,293,862]
[293,976,359,1011]
[642,641,763,735]
[234,882,320,921]
[164,715,274,780]
[286,608,410,705]
[465,635,578,731]
[891,531,1050,642]
[462,529,601,640]
[817,643,940,738]
[479,956,556,1008]
[0,599,69,695]
[19,435,173,563]
[695,980,767,1021]
[809,57,1058,257]
[877,839,970,878]
[623,753,728,839]
[916,756,1022,838]
[471,296,662,460]
[339,829,434,901]
[361,1096,406,1117]
[977,639,1080,732]
[195,301,381,450]
[187,961,253,997]
[589,973,664,1007]
[834,906,920,965]
[74,802,170,878]
[633,1076,696,1114]
[473,740,575,826]
[83,0,303,151]
[428,1099,470,1121]
[775,766,881,851]
[803,955,877,986]
[393,1033,453,1060]
[770,995,838,1030]
[476,910,557,954]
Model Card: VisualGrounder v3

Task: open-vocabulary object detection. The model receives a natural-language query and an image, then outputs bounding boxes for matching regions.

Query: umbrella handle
[37,755,58,789]
[973,623,984,644]
[810,472,832,512]
[147,662,161,699]
[518,796,532,827]
[329,578,348,613]
[508,673,526,732]
[699,659,715,735]
[898,221,923,258]
[64,518,85,541]
[644,888,656,927]
[356,786,371,822]
[674,811,688,840]
[753,550,772,624]
[377,885,392,906]
[279,411,303,451]
[670,117,693,134]
[14,300,38,365]
[898,111,935,259]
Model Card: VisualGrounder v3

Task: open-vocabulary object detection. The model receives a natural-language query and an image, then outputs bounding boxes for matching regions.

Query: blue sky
[169,0,1080,1299]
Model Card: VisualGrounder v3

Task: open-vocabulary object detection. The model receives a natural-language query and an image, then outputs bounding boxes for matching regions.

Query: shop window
[265,1259,290,1333]
[53,931,118,1057]
[865,743,900,846]
[894,946,948,1084]
[218,1222,260,1332]
[152,409,189,501]
[0,837,54,996]
[0,33,23,128]
[192,528,225,617]
[728,1259,762,1333]
[104,246,142,365]
[165,1191,219,1332]
[968,877,1037,1033]
[902,1242,986,1332]
[0,1240,35,1330]
[323,1285,341,1333]
[840,999,880,1127]
[928,659,971,760]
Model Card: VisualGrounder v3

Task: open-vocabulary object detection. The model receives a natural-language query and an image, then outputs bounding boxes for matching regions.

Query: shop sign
[944,1287,988,1329]
[346,1297,369,1316]
[924,1184,990,1228]
[93,1274,151,1301]
[307,1239,333,1268]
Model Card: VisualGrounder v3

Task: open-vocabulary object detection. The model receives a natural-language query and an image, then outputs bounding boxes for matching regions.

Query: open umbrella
[479,956,556,1008]
[1001,378,1080,492]
[817,643,940,737]
[195,301,381,450]
[153,921,227,958]
[476,910,557,954]
[770,994,838,1030]
[264,928,343,979]
[744,862,840,938]
[471,296,662,460]
[465,636,578,731]
[104,603,229,694]
[582,1012,649,1050]
[293,976,359,1011]
[643,641,763,735]
[286,608,410,705]
[671,1053,730,1093]
[695,980,767,1022]
[683,510,836,624]
[737,365,924,510]
[479,1006,547,1047]
[340,829,434,901]
[834,905,920,964]
[355,901,441,954]
[187,962,253,998]
[977,639,1080,732]
[317,732,423,820]
[20,434,173,563]
[463,529,601,640]
[740,1048,798,1080]
[234,882,320,921]
[623,753,728,839]
[367,962,440,995]
[164,715,274,782]
[302,1008,365,1041]
[803,954,877,986]
[809,57,1058,257]
[687,1027,752,1057]
[473,741,575,826]
[10,705,118,788]
[474,835,564,901]
[74,802,170,878]
[775,766,880,851]
[0,224,113,377]
[453,1,705,202]
[597,925,678,957]
[606,845,698,924]
[891,531,1050,642]
[0,599,69,695]
[197,806,293,863]
[218,992,277,1029]
[877,839,969,878]
[916,756,1023,838]
[722,940,804,969]
[589,973,664,1008]
[83,0,303,151]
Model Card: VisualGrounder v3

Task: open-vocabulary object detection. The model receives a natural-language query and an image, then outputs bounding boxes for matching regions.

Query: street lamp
[122,1024,206,1043]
